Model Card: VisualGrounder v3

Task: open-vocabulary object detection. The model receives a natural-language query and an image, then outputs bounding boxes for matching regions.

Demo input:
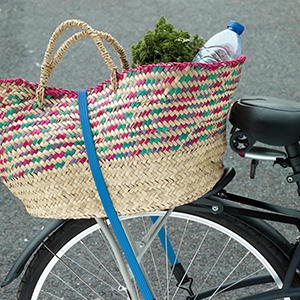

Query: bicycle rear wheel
[18,209,298,299]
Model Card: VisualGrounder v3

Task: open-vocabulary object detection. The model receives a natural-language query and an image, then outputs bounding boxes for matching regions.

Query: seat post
[285,143,300,195]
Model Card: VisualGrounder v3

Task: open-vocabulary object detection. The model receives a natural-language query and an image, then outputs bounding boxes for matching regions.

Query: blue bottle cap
[227,20,244,35]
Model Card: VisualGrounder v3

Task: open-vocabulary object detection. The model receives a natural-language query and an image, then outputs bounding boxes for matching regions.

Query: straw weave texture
[0,20,246,219]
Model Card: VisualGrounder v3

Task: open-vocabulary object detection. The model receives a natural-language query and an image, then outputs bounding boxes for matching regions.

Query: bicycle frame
[93,161,300,300]
[4,142,300,299]
[183,192,300,300]
[3,169,300,299]
[184,142,300,299]
[87,175,300,300]
[95,210,175,299]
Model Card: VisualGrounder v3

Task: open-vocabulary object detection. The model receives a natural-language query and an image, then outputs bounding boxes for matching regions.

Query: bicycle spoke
[49,271,90,300]
[171,226,211,300]
[96,228,134,297]
[142,217,163,295]
[68,246,120,283]
[43,244,105,299]
[199,237,232,292]
[173,219,189,266]
[98,228,120,270]
[63,253,127,297]
[167,219,189,289]
[208,251,250,299]
[78,240,124,287]
[215,266,266,295]
[40,289,66,300]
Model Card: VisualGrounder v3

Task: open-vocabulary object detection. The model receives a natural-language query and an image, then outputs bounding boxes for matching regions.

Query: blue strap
[78,90,153,300]
[150,216,178,266]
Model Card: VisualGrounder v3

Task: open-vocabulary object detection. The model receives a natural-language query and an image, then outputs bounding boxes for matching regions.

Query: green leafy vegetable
[131,16,205,68]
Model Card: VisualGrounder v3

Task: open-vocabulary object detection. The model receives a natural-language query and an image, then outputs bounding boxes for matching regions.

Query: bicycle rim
[18,210,292,299]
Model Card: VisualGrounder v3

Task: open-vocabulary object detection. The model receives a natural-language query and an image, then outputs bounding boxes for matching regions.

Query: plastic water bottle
[193,21,244,63]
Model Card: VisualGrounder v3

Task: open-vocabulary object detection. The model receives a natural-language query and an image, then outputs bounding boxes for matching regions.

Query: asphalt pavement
[1,0,300,299]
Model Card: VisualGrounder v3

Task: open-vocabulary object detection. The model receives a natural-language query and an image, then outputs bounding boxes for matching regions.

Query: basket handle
[48,30,129,76]
[36,19,129,108]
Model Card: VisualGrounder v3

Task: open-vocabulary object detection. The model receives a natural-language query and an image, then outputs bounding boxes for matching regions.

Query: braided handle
[36,20,129,108]
[48,30,129,77]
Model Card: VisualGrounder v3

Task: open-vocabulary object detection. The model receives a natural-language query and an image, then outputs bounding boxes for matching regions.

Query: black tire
[18,209,300,299]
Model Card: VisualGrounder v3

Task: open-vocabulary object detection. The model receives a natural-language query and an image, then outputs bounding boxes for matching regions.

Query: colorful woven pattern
[0,20,246,219]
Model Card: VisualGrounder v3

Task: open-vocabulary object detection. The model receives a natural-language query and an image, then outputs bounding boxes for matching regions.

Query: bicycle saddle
[229,96,300,146]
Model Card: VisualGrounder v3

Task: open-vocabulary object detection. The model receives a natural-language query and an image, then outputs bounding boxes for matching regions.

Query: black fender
[178,168,294,260]
[179,196,294,261]
[1,219,67,287]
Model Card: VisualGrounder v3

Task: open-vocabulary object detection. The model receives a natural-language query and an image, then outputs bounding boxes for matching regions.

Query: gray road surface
[1,0,300,299]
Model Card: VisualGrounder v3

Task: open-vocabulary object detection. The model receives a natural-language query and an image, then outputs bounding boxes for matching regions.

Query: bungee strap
[78,89,153,300]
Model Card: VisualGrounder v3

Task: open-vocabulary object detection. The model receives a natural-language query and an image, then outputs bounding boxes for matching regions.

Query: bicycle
[2,94,300,300]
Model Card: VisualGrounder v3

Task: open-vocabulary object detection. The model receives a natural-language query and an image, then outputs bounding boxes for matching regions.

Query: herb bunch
[131,16,205,68]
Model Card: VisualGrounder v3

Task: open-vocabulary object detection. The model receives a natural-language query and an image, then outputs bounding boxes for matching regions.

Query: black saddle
[229,96,300,146]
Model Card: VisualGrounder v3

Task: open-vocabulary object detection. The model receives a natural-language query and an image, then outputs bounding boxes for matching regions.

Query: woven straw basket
[0,20,246,219]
